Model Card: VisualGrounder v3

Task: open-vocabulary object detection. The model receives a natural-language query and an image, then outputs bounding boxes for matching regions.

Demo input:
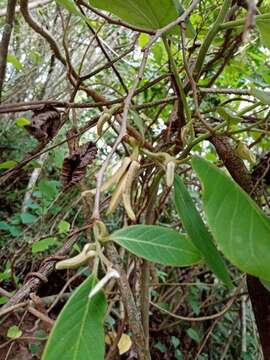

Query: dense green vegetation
[0,0,270,359]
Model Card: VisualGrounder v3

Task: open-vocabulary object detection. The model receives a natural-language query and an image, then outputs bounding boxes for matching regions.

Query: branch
[1,232,80,311]
[193,0,232,81]
[0,0,51,17]
[20,0,66,65]
[0,0,17,101]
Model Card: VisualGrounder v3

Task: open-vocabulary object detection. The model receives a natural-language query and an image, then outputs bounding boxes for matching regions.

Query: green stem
[193,0,232,81]
[220,12,270,31]
[179,121,226,159]
[163,35,191,123]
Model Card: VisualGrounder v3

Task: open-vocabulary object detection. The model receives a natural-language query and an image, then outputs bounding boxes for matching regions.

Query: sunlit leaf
[57,220,70,234]
[7,54,23,70]
[15,117,31,127]
[32,237,58,253]
[138,33,150,48]
[7,326,22,339]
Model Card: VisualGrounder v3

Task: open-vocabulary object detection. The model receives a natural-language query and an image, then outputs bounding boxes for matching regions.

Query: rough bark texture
[210,135,270,360]
[2,233,79,310]
[0,0,17,101]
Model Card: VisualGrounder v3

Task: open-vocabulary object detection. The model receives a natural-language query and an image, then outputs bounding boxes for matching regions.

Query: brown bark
[0,0,17,101]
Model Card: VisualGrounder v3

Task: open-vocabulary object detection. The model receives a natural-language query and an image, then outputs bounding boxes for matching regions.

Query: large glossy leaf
[88,0,195,36]
[42,275,107,360]
[174,175,233,288]
[110,225,202,266]
[192,157,270,281]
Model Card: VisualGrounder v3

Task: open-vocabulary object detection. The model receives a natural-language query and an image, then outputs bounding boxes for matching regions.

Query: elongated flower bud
[122,160,140,221]
[107,171,128,214]
[165,160,175,187]
[89,269,120,299]
[181,122,195,146]
[97,112,112,137]
[235,142,256,164]
[56,244,96,270]
[84,157,132,196]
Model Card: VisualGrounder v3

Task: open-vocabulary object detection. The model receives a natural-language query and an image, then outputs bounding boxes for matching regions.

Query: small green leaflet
[7,325,22,339]
[192,157,270,281]
[251,88,270,106]
[7,54,23,70]
[57,220,70,234]
[20,212,37,225]
[15,117,31,127]
[0,160,17,170]
[186,328,200,343]
[138,33,150,48]
[32,237,58,253]
[174,175,233,288]
[42,275,107,360]
[109,225,202,266]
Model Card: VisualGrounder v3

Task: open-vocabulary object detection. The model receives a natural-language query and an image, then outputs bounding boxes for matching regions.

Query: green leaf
[7,54,23,70]
[57,220,70,234]
[251,88,270,106]
[0,296,9,305]
[216,107,242,125]
[20,212,37,224]
[192,157,270,281]
[0,221,10,231]
[138,33,150,48]
[32,237,58,253]
[152,42,166,64]
[109,225,202,266]
[88,0,194,35]
[260,279,270,293]
[7,325,22,339]
[15,117,31,127]
[174,175,233,288]
[42,275,107,360]
[130,110,145,136]
[56,0,81,16]
[186,328,200,343]
[256,19,270,50]
[0,160,17,170]
[38,180,59,200]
